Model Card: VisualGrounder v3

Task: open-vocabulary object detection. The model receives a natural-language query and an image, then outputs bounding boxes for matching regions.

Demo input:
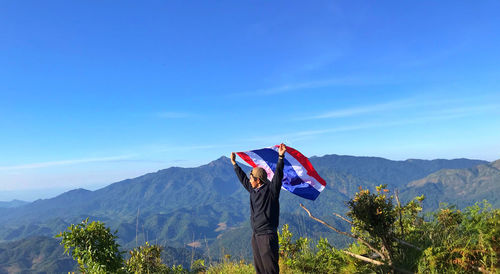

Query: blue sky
[1,1,499,201]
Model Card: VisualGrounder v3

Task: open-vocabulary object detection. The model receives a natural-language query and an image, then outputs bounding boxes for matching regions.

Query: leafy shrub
[126,242,168,273]
[418,201,499,273]
[278,224,347,273]
[56,218,124,273]
[294,185,498,273]
[57,219,189,274]
[347,186,396,240]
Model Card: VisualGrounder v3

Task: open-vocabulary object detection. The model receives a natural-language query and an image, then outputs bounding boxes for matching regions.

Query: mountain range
[0,200,28,209]
[0,154,497,273]
[402,159,500,209]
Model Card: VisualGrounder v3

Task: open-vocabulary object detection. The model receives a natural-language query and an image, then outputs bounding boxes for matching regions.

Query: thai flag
[236,145,326,200]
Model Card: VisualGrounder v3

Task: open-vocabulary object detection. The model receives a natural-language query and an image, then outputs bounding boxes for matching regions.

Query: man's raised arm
[231,152,252,192]
[271,143,286,194]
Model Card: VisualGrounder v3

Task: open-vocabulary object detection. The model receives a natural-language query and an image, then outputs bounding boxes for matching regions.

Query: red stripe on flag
[285,146,327,186]
[236,152,258,168]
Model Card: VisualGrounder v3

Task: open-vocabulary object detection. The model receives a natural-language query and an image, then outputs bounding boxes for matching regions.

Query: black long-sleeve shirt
[234,158,284,235]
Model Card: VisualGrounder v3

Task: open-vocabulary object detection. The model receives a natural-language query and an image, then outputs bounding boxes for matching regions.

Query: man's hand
[230,152,237,165]
[278,143,286,157]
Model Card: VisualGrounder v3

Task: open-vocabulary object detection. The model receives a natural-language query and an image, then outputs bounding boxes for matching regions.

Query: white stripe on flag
[270,147,325,192]
[244,151,275,180]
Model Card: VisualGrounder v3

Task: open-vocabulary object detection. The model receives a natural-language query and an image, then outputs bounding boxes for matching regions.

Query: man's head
[249,167,268,189]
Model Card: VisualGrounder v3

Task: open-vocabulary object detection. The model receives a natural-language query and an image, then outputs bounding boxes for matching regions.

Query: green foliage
[56,219,195,273]
[278,224,310,268]
[342,242,375,273]
[190,259,207,273]
[125,241,168,273]
[52,184,499,274]
[169,264,189,273]
[345,185,429,271]
[280,185,498,274]
[278,224,347,273]
[56,217,124,273]
[417,201,499,273]
[312,238,348,272]
[348,185,396,237]
[205,258,254,274]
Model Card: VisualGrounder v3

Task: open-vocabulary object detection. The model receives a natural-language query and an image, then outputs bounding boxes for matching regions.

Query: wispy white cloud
[244,124,382,144]
[301,95,500,121]
[258,78,362,95]
[302,99,415,120]
[248,103,500,143]
[426,104,500,116]
[233,76,381,97]
[0,155,134,171]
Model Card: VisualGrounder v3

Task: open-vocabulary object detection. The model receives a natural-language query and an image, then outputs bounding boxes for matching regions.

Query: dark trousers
[251,232,279,274]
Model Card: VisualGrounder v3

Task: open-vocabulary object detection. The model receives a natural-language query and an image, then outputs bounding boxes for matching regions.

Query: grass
[204,260,304,274]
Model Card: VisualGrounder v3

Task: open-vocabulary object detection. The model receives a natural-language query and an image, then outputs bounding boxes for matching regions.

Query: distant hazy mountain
[0,200,28,208]
[401,159,500,210]
[0,236,77,274]
[0,235,203,273]
[0,157,250,246]
[309,154,487,190]
[0,154,492,268]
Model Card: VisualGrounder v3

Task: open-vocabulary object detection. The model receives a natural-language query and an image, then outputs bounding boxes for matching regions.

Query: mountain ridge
[402,160,500,210]
[0,154,495,272]
[0,154,490,242]
[0,200,29,209]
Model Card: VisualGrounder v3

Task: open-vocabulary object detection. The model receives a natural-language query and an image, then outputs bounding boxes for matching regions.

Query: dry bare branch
[299,203,386,260]
[342,250,383,265]
[332,212,353,224]
[395,189,404,239]
[343,251,414,274]
[331,209,422,251]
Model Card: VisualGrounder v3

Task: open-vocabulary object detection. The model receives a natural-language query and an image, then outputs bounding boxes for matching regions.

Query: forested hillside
[401,159,500,210]
[0,154,495,272]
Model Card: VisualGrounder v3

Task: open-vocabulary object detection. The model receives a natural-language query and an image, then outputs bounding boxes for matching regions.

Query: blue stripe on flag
[238,145,325,201]
[288,184,320,200]
[252,148,309,187]
[251,148,278,167]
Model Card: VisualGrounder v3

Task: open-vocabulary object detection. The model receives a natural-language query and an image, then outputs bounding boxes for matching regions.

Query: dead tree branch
[301,204,417,274]
[299,203,386,260]
[342,251,414,274]
[332,212,353,224]
[342,250,383,265]
[395,189,404,240]
[332,207,422,252]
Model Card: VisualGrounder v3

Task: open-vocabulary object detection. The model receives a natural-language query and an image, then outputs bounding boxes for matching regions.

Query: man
[230,143,286,274]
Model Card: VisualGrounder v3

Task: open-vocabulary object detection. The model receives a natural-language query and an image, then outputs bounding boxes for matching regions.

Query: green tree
[125,241,168,273]
[345,185,426,271]
[347,185,397,263]
[300,185,427,273]
[300,185,499,273]
[57,219,190,274]
[56,218,124,273]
